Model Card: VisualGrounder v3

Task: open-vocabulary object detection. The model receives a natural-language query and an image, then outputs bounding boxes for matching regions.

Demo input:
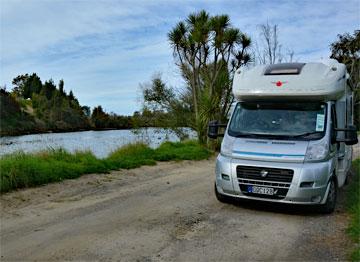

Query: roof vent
[264,63,306,75]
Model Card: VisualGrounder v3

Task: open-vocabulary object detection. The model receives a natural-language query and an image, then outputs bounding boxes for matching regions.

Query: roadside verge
[0,140,211,193]
[347,158,360,261]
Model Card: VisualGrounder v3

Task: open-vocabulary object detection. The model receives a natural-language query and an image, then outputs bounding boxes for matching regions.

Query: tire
[214,183,230,203]
[320,178,337,214]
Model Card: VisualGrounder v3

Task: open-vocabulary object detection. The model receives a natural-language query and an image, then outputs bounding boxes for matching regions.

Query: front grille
[237,165,294,199]
[236,165,294,183]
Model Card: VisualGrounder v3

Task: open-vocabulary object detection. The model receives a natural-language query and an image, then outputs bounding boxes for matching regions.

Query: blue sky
[1,0,359,115]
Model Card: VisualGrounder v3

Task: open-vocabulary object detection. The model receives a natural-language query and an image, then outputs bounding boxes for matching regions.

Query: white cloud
[1,0,359,114]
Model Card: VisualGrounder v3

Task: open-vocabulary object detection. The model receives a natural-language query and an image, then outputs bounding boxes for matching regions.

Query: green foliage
[91,105,109,128]
[132,107,181,130]
[3,73,181,136]
[154,140,211,161]
[41,79,56,100]
[59,79,65,95]
[12,73,42,98]
[0,149,109,192]
[330,30,360,129]
[2,74,94,135]
[0,141,212,193]
[143,10,252,144]
[107,143,156,169]
[32,86,91,131]
[90,105,128,129]
[347,159,360,261]
[0,88,38,136]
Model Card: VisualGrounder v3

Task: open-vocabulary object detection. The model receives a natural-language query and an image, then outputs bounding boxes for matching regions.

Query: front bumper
[215,154,334,205]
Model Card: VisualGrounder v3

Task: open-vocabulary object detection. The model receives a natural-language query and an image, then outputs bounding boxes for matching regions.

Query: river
[0,128,196,158]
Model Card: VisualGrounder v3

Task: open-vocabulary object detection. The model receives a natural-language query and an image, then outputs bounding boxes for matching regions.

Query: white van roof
[233,59,347,101]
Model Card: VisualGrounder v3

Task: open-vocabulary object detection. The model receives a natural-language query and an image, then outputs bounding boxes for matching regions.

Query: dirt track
[0,140,360,261]
[1,152,358,262]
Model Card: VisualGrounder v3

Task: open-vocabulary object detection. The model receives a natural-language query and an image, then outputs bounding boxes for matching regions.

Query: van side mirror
[335,125,358,145]
[208,120,226,139]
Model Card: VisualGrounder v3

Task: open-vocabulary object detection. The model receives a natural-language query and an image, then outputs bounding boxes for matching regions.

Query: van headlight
[305,139,329,162]
[220,144,232,157]
[220,135,234,157]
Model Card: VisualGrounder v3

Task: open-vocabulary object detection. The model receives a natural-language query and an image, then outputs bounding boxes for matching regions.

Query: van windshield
[228,102,327,140]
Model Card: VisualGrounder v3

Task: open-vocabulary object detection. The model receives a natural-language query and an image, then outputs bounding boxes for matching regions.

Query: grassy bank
[0,140,211,193]
[347,158,360,261]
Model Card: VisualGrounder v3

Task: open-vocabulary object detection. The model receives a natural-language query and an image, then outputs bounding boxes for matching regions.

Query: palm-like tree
[167,10,252,143]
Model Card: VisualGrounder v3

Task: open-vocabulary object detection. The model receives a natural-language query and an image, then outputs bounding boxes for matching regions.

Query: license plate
[248,186,274,195]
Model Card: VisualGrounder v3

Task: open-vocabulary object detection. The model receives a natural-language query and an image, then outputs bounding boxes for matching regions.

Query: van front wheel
[320,178,337,214]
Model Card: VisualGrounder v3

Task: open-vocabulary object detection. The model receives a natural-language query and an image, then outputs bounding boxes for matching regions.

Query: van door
[332,103,347,187]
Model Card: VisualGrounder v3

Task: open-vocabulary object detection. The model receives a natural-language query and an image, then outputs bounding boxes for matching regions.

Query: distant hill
[1,73,95,136]
[0,73,168,137]
[0,79,92,136]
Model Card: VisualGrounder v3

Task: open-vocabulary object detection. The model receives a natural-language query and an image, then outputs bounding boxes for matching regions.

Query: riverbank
[1,126,161,138]
[0,140,211,193]
[0,127,92,137]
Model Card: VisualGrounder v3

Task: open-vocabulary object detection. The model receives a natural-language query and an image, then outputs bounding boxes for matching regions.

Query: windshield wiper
[232,132,287,139]
[291,131,321,138]
[232,132,259,138]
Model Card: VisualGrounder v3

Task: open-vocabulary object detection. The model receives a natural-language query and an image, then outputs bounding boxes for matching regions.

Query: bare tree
[255,22,295,64]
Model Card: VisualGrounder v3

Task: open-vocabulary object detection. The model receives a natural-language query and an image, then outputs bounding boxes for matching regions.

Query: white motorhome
[208,59,358,213]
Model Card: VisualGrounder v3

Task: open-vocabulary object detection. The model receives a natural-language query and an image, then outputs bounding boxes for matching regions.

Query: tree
[330,30,360,128]
[255,22,295,64]
[28,73,42,95]
[143,10,252,143]
[91,105,110,128]
[59,79,65,95]
[68,90,75,100]
[12,74,29,97]
[41,79,56,100]
[11,73,42,98]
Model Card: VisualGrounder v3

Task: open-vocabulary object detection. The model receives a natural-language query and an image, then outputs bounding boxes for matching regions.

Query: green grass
[0,141,211,193]
[347,158,360,261]
[154,140,212,161]
[107,143,157,169]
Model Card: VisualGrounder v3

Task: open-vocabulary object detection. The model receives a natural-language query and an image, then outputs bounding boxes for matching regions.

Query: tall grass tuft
[154,140,211,161]
[0,141,211,193]
[0,149,109,192]
[106,143,156,169]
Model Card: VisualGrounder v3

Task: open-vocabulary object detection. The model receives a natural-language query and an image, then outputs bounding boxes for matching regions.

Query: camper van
[208,59,358,213]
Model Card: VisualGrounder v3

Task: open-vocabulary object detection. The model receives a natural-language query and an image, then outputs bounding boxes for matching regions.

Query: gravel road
[1,149,358,261]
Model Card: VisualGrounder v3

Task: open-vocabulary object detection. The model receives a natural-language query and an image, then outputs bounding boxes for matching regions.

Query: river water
[0,128,196,158]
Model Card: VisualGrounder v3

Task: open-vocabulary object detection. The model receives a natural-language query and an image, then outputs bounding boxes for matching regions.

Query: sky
[1,0,359,115]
